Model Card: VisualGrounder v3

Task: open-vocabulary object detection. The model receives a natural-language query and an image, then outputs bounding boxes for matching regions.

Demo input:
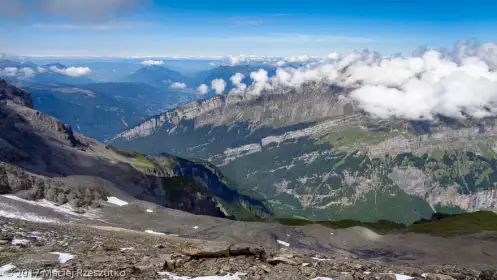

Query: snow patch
[11,239,29,245]
[193,226,199,229]
[0,264,16,274]
[146,209,154,213]
[311,278,334,280]
[0,204,58,224]
[120,247,134,252]
[394,274,413,280]
[107,197,129,206]
[158,272,246,280]
[276,240,290,247]
[2,195,86,217]
[0,210,57,223]
[145,230,166,235]
[51,252,75,264]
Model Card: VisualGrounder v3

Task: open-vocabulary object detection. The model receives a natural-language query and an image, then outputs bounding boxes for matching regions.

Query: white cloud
[230,73,247,93]
[170,82,187,89]
[285,54,311,63]
[345,49,497,119]
[229,56,241,65]
[249,69,271,95]
[228,54,279,66]
[197,84,209,95]
[50,66,91,77]
[141,60,163,66]
[226,41,497,120]
[211,79,226,95]
[21,67,36,78]
[37,66,47,73]
[327,52,339,60]
[2,67,18,77]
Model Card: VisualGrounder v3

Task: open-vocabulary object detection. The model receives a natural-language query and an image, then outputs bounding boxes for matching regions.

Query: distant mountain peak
[123,65,190,86]
[44,62,67,69]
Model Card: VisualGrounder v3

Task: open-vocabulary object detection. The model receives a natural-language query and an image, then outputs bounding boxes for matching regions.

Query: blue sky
[1,0,496,57]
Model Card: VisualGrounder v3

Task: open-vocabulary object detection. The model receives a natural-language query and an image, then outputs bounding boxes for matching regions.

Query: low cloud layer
[21,67,35,78]
[211,79,227,95]
[208,41,497,120]
[1,67,18,77]
[50,66,92,77]
[1,65,91,78]
[141,60,163,66]
[197,84,209,95]
[170,82,187,89]
[229,73,247,93]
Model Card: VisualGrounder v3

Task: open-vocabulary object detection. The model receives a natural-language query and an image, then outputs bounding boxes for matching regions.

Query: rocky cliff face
[112,83,353,141]
[0,78,33,108]
[0,78,270,219]
[112,82,497,224]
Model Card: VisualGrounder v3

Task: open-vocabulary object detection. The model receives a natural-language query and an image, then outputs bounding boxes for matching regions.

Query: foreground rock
[181,242,266,258]
[0,218,495,280]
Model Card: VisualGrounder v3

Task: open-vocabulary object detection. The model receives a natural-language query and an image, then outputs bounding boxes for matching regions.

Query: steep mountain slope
[0,78,271,220]
[6,78,145,141]
[6,78,199,141]
[111,83,497,224]
[32,72,93,85]
[122,65,191,88]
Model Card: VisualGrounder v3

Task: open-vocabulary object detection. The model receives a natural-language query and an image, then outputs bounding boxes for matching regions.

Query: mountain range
[123,65,192,88]
[1,68,497,280]
[4,55,497,225]
[0,60,208,141]
[111,82,497,224]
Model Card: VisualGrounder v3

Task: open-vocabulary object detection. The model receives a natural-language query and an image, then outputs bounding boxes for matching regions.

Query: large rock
[181,242,267,258]
[181,242,230,257]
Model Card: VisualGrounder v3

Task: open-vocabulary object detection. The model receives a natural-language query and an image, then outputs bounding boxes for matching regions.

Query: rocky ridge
[111,83,351,141]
